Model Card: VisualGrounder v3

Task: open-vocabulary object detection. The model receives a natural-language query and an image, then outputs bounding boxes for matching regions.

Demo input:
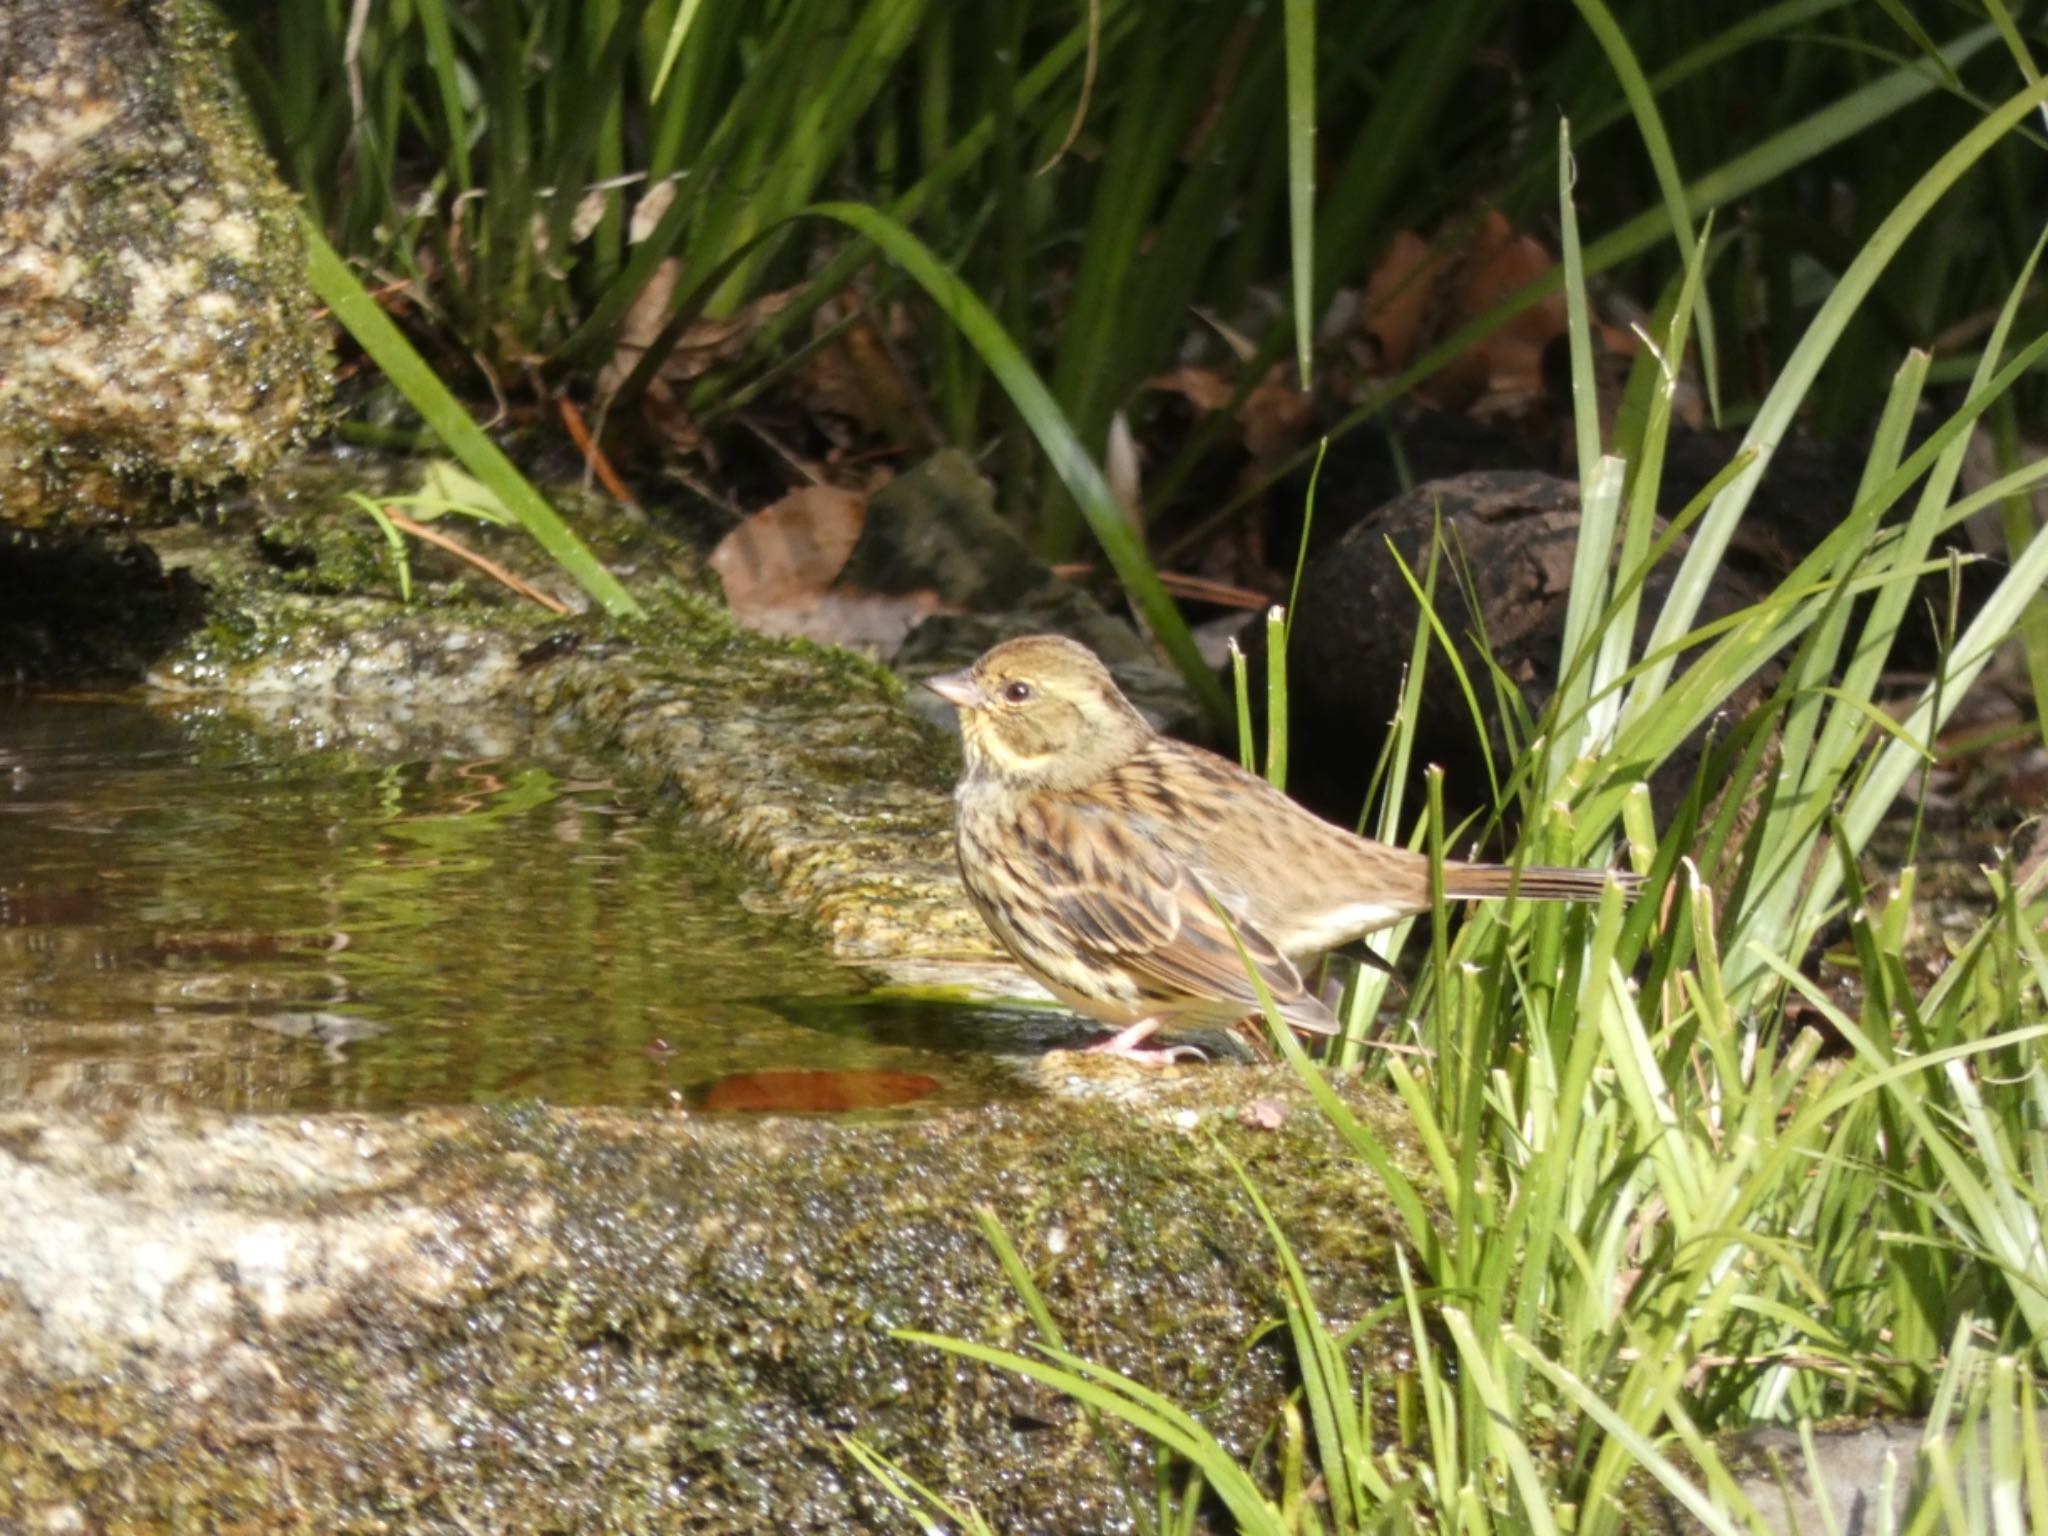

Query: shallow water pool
[0,695,1059,1114]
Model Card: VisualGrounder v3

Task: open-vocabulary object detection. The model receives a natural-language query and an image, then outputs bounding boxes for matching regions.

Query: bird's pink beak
[923,669,983,710]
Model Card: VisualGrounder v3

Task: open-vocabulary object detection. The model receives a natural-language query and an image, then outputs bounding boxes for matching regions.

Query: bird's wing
[1042,818,1337,1036]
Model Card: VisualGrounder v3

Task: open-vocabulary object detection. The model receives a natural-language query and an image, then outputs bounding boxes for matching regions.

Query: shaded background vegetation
[217,0,2047,555]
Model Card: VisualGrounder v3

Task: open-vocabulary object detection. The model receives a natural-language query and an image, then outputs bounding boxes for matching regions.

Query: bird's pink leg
[1082,1017,1206,1064]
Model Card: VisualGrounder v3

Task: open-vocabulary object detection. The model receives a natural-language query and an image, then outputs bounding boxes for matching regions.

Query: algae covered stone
[0,0,330,527]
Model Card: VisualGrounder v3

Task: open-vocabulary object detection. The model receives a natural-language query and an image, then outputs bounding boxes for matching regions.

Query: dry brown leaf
[602,264,803,399]
[1238,367,1313,468]
[1360,229,1435,371]
[1147,362,1309,474]
[794,296,922,442]
[1457,215,1568,407]
[600,270,809,457]
[708,484,957,653]
[1147,364,1237,413]
[709,484,868,616]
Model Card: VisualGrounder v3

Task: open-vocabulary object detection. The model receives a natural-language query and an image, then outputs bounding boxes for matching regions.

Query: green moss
[254,507,402,596]
[164,0,332,418]
[1,1094,1418,1531]
[0,0,331,526]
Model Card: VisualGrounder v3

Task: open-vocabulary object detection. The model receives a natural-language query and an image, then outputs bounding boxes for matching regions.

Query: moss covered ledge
[0,1074,1420,1532]
[107,452,1019,980]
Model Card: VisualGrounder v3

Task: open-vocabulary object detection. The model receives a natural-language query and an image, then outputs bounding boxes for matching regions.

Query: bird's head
[924,634,1151,789]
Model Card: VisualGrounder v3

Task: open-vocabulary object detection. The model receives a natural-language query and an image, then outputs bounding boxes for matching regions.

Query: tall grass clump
[229,4,2047,681]
[883,56,2048,1532]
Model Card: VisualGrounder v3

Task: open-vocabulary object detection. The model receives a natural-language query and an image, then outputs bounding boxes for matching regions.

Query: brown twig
[381,508,572,614]
[735,411,825,485]
[1034,0,1102,175]
[557,394,639,507]
[1051,562,1271,611]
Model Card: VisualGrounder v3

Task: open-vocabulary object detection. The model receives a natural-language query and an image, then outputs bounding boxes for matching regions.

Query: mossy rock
[0,0,330,527]
[0,1082,1422,1531]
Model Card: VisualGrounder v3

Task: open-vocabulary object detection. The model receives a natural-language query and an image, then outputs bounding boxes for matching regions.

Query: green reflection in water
[0,697,1045,1113]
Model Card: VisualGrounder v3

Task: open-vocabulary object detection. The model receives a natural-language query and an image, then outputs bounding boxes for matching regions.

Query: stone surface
[0,1079,1412,1532]
[0,456,1410,1532]
[0,0,330,526]
[1710,1414,2048,1536]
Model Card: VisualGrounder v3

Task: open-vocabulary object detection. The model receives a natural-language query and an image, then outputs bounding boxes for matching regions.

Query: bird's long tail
[1439,862,1641,903]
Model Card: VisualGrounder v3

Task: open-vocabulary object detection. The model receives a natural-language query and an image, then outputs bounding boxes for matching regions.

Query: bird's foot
[1082,1018,1208,1064]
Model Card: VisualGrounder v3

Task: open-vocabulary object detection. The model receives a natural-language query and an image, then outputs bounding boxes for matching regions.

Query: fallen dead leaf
[795,294,924,444]
[1238,367,1313,469]
[696,1069,944,1113]
[601,263,803,403]
[1360,229,1436,372]
[1456,212,1568,411]
[1147,362,1311,475]
[709,483,959,652]
[709,483,868,616]
[1147,364,1236,413]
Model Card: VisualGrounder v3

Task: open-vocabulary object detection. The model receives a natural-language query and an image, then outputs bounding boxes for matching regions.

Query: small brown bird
[926,634,1637,1059]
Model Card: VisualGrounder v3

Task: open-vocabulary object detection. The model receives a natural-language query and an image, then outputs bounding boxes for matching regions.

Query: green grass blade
[1632,70,2048,709]
[1216,1143,1378,1524]
[414,0,473,193]
[1232,640,1258,775]
[1505,1330,1754,1536]
[894,1331,1285,1532]
[1733,512,2048,999]
[1262,607,1288,792]
[647,0,708,100]
[805,200,1223,729]
[840,1434,996,1536]
[1569,0,1720,423]
[1442,1310,1560,1536]
[1282,0,1315,389]
[303,218,644,620]
[1558,116,1603,482]
[970,1208,1155,1536]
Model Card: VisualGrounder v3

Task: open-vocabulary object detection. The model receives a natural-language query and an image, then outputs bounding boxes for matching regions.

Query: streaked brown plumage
[926,634,1639,1056]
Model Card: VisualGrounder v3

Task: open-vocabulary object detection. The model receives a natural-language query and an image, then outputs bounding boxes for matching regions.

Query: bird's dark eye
[1001,680,1034,704]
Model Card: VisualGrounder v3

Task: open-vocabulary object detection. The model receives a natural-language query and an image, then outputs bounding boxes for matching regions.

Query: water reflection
[0,696,1037,1112]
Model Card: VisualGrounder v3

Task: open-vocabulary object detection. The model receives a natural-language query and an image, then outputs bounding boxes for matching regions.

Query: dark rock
[1267,409,1548,564]
[1242,470,1773,834]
